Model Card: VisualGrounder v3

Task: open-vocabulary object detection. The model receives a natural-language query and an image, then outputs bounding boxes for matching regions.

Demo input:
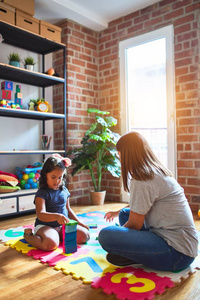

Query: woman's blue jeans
[98,208,194,271]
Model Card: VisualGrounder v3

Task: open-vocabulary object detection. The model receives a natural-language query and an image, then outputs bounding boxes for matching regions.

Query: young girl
[99,132,198,271]
[24,154,90,251]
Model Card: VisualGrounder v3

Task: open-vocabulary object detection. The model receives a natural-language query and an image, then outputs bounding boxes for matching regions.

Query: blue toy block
[88,223,97,229]
[1,81,13,91]
[15,98,23,106]
[63,220,78,254]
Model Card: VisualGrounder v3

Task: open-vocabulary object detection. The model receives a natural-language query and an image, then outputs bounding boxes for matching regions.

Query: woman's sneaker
[106,253,137,266]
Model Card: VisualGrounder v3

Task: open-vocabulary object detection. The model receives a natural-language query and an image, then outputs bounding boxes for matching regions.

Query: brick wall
[54,0,200,210]
[54,20,99,204]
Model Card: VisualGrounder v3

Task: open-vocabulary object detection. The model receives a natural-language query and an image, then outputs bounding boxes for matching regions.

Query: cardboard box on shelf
[0,0,34,16]
[0,2,15,25]
[16,9,39,35]
[40,20,62,43]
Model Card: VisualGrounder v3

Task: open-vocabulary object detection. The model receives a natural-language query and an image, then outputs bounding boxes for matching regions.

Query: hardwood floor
[0,202,200,300]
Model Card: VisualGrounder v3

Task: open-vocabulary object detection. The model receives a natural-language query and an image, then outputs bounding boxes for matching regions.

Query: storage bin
[0,2,15,25]
[16,9,39,35]
[40,20,62,43]
[0,0,34,16]
[16,163,42,190]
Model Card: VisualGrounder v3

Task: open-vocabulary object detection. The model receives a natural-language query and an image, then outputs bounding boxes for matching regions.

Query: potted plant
[67,108,121,205]
[8,52,21,68]
[23,56,37,71]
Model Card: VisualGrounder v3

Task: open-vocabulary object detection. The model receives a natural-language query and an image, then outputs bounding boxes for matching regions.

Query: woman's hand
[104,210,119,222]
[56,214,69,225]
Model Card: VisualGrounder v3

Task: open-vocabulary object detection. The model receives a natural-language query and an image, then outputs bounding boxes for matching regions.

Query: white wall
[0,43,53,173]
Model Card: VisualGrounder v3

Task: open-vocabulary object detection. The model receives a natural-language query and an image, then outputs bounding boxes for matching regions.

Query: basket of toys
[16,162,42,190]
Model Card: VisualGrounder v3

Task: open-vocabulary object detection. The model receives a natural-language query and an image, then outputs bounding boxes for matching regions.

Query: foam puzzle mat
[1,211,200,300]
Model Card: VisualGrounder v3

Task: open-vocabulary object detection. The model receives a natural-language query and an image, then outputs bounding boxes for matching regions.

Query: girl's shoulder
[35,187,50,199]
[62,186,70,197]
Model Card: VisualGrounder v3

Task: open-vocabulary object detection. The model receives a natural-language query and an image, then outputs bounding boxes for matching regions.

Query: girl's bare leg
[24,226,60,251]
[77,225,90,244]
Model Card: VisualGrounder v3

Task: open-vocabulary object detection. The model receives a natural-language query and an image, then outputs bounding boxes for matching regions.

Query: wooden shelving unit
[0,20,66,217]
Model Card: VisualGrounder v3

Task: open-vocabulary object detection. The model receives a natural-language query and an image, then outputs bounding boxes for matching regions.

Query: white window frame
[119,25,176,202]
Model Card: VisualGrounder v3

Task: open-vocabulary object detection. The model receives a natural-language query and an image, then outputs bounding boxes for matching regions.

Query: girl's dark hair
[39,156,67,189]
[116,131,173,192]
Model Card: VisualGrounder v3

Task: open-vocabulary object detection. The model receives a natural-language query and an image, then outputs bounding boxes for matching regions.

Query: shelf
[0,150,66,155]
[0,20,67,218]
[0,21,65,54]
[0,63,65,87]
[0,188,37,198]
[0,107,65,120]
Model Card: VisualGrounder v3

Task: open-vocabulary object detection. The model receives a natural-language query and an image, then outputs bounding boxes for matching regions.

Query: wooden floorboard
[0,202,200,300]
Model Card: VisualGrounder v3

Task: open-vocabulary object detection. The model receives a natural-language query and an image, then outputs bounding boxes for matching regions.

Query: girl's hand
[79,222,89,230]
[104,211,119,222]
[56,214,69,225]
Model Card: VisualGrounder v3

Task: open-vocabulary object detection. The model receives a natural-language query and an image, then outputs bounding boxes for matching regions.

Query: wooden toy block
[2,90,11,100]
[15,98,23,106]
[15,93,22,99]
[1,81,13,90]
[88,223,97,229]
[16,85,21,93]
[63,220,78,254]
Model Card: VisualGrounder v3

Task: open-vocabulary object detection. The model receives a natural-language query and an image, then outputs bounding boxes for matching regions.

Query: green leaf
[87,108,110,115]
[86,122,97,135]
[89,134,103,141]
[104,116,117,127]
[96,116,108,127]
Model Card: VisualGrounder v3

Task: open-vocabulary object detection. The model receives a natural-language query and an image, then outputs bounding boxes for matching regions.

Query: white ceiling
[34,0,161,31]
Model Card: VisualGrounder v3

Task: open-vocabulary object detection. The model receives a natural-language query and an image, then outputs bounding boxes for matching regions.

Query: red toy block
[2,90,12,100]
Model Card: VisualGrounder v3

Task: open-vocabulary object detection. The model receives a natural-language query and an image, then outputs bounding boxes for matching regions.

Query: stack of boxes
[14,85,22,108]
[0,80,13,108]
[0,0,62,43]
[62,220,78,254]
[0,81,22,109]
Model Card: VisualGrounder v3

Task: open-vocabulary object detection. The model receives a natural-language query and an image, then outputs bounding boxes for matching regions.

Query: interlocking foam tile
[92,267,174,300]
[54,251,117,284]
[143,257,200,284]
[1,212,200,300]
[27,246,90,266]
[5,237,36,253]
[0,225,33,242]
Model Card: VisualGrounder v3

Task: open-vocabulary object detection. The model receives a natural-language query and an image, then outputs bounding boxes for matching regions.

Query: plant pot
[25,64,34,71]
[90,190,106,205]
[9,61,20,67]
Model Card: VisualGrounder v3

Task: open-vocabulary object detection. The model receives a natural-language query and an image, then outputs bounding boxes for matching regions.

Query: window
[119,26,176,201]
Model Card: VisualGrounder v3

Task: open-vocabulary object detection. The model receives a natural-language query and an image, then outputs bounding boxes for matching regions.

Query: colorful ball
[23,174,29,181]
[24,183,31,189]
[18,173,23,179]
[31,182,38,189]
[35,173,40,180]
[29,172,35,178]
[20,179,26,187]
[27,178,34,184]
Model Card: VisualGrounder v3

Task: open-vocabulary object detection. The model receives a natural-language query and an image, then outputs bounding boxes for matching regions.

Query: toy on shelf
[0,80,13,108]
[15,162,42,190]
[45,67,59,77]
[0,170,21,193]
[28,98,49,112]
[62,220,78,254]
[198,210,200,218]
[14,85,22,108]
[37,99,49,112]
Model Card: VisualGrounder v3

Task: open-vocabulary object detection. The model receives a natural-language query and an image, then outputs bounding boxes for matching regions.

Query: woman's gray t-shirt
[129,173,198,257]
